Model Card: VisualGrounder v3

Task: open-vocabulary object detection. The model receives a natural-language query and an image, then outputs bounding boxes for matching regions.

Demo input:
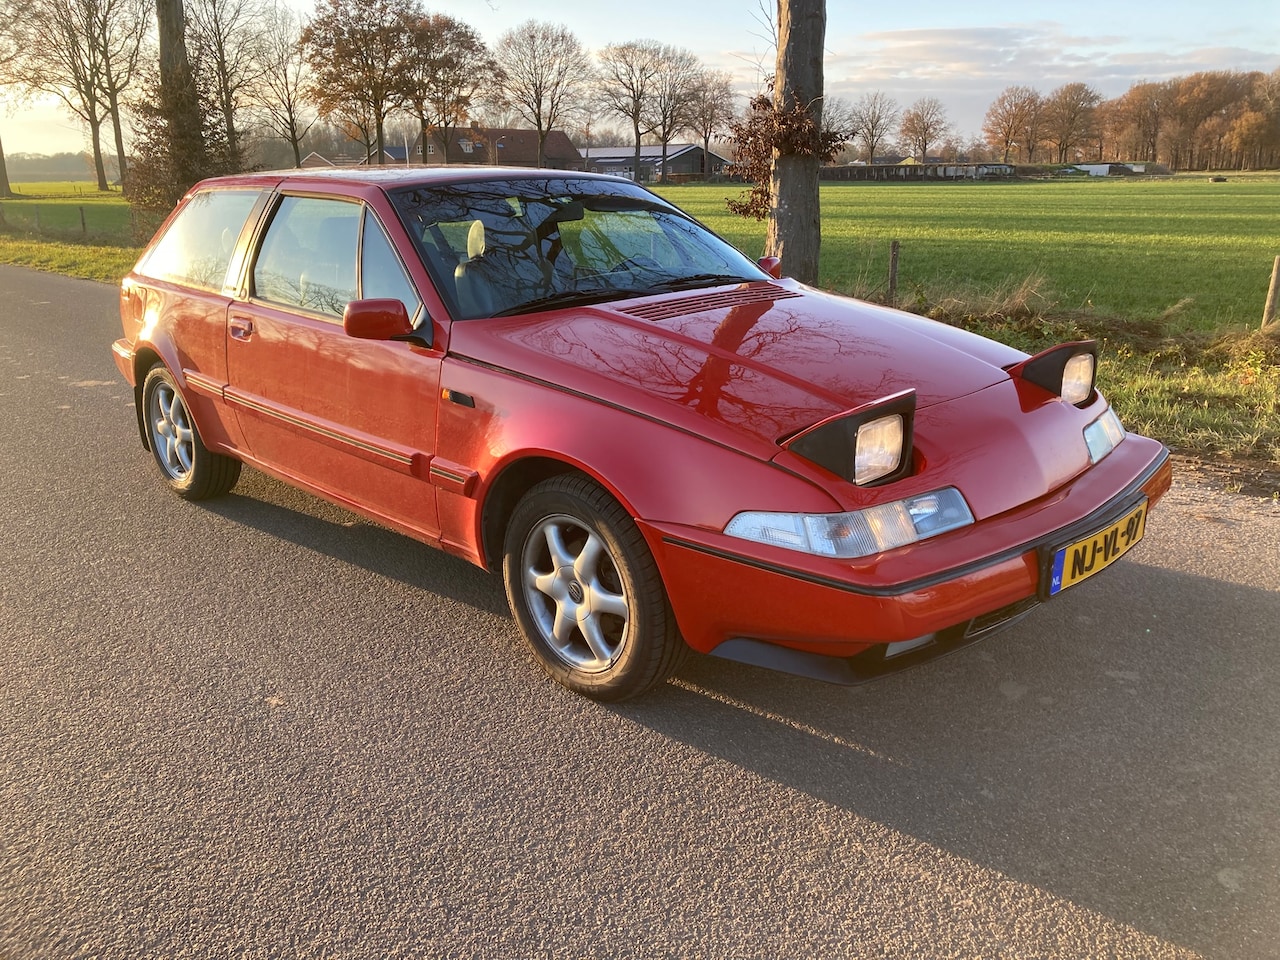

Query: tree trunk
[631,120,642,181]
[88,115,109,191]
[157,0,206,192]
[0,133,14,198]
[107,91,129,187]
[766,0,825,286]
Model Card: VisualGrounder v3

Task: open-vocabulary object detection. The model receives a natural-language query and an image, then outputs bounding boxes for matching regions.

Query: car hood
[446,280,1027,460]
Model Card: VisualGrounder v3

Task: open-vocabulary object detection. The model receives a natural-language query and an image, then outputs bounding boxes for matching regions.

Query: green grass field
[2,176,1277,476]
[655,175,1280,335]
[0,181,143,280]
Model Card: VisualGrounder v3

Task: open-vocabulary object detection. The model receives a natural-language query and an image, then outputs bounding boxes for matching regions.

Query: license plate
[1047,499,1148,596]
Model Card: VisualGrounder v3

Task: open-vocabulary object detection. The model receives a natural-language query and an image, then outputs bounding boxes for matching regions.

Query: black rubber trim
[710,597,1041,685]
[662,446,1170,599]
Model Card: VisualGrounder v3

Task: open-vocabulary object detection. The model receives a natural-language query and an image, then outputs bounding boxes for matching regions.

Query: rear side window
[142,189,261,291]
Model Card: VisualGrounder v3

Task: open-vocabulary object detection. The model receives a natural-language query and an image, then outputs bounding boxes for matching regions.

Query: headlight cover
[784,389,916,487]
[1007,341,1098,407]
[1084,406,1126,463]
[724,487,975,559]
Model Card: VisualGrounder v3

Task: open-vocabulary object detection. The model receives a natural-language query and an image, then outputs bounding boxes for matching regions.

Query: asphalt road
[2,263,1278,959]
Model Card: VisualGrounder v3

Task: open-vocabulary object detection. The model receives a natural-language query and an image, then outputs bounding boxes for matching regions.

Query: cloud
[815,23,1279,135]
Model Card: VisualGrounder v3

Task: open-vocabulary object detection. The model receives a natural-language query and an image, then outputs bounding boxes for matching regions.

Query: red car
[113,168,1171,700]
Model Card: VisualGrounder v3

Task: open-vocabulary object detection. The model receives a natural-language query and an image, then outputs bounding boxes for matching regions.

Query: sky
[4,0,1278,156]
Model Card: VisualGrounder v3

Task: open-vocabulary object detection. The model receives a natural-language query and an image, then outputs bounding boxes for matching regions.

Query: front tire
[142,364,241,500]
[503,475,686,701]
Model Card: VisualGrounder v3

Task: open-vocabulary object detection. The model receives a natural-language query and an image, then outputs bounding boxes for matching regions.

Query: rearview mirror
[758,256,782,279]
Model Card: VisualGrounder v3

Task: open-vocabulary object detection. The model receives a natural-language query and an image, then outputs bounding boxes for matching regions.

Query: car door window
[142,188,262,291]
[253,196,360,318]
[361,208,423,324]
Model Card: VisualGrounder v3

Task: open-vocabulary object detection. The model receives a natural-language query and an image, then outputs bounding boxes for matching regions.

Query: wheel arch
[477,454,636,572]
[131,346,165,450]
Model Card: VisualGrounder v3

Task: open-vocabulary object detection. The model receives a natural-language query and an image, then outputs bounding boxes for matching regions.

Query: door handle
[229,317,254,341]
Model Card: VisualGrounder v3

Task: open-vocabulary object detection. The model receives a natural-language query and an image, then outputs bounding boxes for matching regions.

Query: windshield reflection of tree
[390,180,759,318]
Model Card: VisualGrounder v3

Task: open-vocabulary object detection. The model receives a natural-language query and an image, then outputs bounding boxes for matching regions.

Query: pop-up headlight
[1007,341,1098,407]
[784,390,916,487]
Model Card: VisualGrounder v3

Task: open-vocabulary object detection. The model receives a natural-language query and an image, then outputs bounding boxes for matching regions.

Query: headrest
[467,219,486,259]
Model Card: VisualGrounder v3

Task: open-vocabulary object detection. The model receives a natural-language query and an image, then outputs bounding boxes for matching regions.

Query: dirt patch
[1171,453,1280,500]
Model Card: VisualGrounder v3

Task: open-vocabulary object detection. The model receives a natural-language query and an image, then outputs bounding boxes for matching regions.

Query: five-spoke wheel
[142,364,241,500]
[504,475,685,700]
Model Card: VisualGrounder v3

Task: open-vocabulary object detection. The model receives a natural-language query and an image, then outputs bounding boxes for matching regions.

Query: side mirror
[758,256,783,279]
[343,298,414,341]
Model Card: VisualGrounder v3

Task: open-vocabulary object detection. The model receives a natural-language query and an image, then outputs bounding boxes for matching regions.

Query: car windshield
[389,177,770,320]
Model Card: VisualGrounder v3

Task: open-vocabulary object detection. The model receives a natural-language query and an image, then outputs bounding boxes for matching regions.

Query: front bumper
[642,434,1171,679]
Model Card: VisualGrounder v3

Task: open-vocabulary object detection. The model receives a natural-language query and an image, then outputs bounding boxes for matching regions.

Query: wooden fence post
[80,206,87,235]
[888,240,900,306]
[1263,256,1279,330]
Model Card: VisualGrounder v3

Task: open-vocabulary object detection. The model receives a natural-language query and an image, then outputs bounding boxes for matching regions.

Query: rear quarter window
[141,189,262,291]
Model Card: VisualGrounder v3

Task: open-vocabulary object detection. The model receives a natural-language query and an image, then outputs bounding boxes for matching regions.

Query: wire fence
[0,199,143,245]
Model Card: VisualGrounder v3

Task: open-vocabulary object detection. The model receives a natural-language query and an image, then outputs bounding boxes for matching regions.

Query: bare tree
[302,0,411,164]
[982,85,1040,164]
[11,0,148,190]
[402,12,492,166]
[188,0,269,167]
[823,94,855,142]
[92,0,148,186]
[248,3,313,167]
[849,91,897,163]
[688,69,736,175]
[1044,81,1102,163]
[494,20,592,168]
[899,96,948,162]
[0,0,33,197]
[646,44,703,182]
[597,40,663,181]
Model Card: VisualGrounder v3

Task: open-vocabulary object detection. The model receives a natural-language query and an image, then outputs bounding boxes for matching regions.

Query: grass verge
[1,179,1276,493]
[914,279,1280,495]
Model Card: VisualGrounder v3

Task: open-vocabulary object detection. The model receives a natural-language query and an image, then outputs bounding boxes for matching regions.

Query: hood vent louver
[616,283,800,322]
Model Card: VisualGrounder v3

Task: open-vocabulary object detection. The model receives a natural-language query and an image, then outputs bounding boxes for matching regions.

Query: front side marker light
[1084,407,1126,463]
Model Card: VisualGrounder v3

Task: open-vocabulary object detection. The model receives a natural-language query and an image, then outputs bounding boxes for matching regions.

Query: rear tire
[502,474,686,700]
[142,364,241,500]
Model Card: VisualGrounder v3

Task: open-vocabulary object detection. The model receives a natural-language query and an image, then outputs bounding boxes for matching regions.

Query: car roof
[191,166,635,193]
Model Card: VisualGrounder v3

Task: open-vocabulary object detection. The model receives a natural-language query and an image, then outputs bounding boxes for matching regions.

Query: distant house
[581,144,731,182]
[411,125,584,169]
[299,146,411,168]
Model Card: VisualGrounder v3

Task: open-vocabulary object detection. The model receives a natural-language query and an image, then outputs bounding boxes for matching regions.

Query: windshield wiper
[646,273,760,292]
[489,288,633,317]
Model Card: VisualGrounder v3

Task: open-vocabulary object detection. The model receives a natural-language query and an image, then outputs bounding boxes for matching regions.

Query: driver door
[225,193,443,542]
